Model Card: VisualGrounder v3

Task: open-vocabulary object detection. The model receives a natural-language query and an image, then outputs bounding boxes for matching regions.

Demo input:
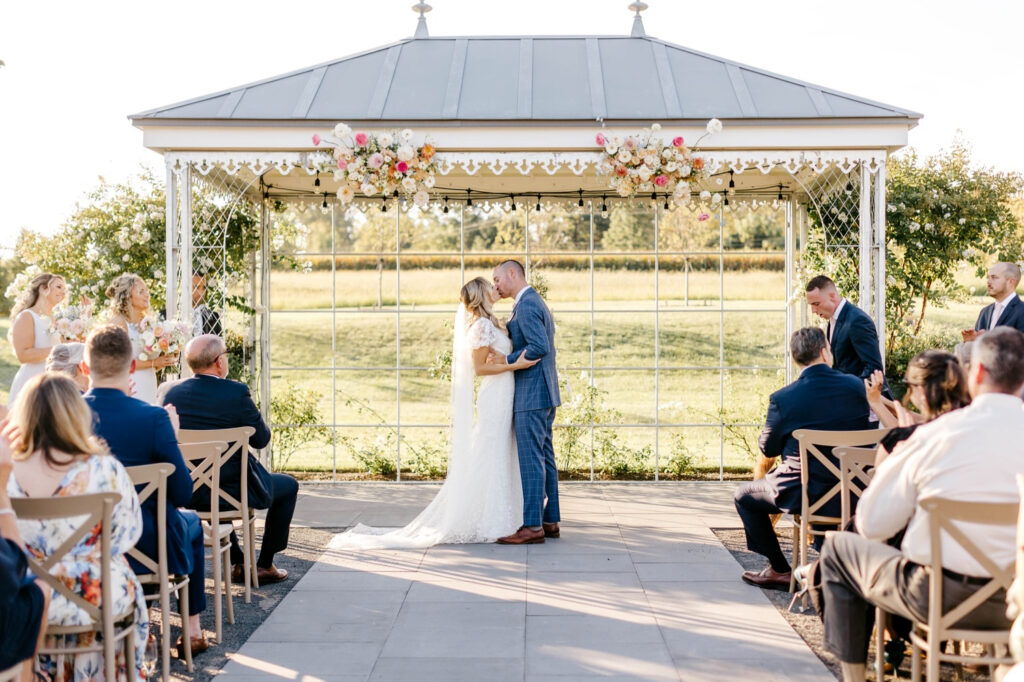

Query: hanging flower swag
[596,119,722,204]
[312,124,437,207]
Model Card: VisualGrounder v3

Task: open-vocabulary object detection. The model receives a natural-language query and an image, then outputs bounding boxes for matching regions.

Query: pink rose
[672,136,683,147]
[698,213,710,222]
[654,175,668,187]
[354,132,368,146]
[368,153,384,169]
[337,158,348,170]
[623,137,637,151]
[396,161,409,173]
[312,134,321,146]
[596,133,607,146]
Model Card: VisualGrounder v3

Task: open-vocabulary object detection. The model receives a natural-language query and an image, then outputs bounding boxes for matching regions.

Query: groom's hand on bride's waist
[487,351,508,365]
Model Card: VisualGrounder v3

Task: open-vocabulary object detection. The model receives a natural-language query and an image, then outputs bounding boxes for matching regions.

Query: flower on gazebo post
[596,118,722,208]
[312,123,438,208]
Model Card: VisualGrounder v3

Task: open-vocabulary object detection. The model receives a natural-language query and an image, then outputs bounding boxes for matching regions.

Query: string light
[510,194,517,211]
[724,195,730,207]
[442,196,449,214]
[314,173,321,189]
[578,189,584,208]
[321,193,328,209]
[663,196,669,210]
[381,198,388,212]
[650,191,657,201]
[536,194,541,212]
[601,195,608,213]
[466,189,473,207]
[777,185,784,201]
[845,180,854,194]
[728,170,735,189]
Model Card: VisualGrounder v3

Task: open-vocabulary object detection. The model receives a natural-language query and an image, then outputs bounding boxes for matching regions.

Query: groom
[491,260,562,545]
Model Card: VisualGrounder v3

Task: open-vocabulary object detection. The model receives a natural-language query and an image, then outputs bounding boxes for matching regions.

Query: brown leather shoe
[230,565,244,584]
[176,635,210,658]
[256,565,289,585]
[741,565,791,591]
[542,522,560,538]
[496,527,545,545]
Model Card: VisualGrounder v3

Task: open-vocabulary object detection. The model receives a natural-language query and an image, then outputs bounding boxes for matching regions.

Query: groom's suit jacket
[829,300,891,398]
[505,287,561,412]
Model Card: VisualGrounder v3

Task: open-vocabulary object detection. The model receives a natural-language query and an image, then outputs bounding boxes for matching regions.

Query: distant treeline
[299,253,785,272]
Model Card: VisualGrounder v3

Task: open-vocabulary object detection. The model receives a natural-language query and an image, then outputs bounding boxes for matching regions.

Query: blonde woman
[333,276,537,548]
[106,274,176,405]
[7,273,65,407]
[5,373,148,681]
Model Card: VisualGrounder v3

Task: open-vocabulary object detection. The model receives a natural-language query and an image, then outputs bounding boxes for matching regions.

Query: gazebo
[130,3,920,479]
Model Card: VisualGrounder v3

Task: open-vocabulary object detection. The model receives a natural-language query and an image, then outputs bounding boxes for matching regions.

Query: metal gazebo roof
[130,34,921,124]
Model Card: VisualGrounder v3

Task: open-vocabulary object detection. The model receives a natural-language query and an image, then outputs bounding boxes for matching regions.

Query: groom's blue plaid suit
[506,287,561,527]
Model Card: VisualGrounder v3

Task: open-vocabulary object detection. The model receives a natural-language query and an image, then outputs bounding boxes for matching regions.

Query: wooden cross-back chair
[178,427,259,604]
[12,492,137,682]
[178,440,233,642]
[125,463,194,679]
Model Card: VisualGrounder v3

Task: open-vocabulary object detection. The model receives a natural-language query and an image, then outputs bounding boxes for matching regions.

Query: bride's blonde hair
[460,277,503,331]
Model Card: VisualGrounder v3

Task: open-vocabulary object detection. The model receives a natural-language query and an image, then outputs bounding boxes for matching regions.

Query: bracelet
[0,508,14,517]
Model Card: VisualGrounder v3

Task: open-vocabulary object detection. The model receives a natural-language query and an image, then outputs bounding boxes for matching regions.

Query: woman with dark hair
[5,373,148,681]
[865,349,969,462]
[7,274,65,407]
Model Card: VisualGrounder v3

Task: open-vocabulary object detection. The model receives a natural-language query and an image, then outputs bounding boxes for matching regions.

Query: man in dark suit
[82,325,210,655]
[158,334,296,586]
[962,262,1024,342]
[805,275,890,399]
[734,327,871,589]
[161,273,221,335]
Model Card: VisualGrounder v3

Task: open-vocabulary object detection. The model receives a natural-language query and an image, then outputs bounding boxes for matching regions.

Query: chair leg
[160,580,171,682]
[126,627,137,682]
[179,579,193,673]
[927,637,940,681]
[911,640,921,681]
[211,542,222,643]
[874,608,885,681]
[249,517,258,598]
[241,518,253,604]
[224,548,235,625]
[789,521,799,593]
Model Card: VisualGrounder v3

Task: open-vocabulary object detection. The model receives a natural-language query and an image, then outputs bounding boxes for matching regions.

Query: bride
[332,277,537,549]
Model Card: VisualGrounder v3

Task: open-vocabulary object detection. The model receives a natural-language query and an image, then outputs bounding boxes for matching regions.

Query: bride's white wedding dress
[331,309,522,549]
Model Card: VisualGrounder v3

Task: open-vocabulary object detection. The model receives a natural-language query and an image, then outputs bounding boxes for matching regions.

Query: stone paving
[215,482,832,681]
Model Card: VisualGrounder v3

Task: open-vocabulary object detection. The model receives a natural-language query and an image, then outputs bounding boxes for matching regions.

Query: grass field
[0,269,993,479]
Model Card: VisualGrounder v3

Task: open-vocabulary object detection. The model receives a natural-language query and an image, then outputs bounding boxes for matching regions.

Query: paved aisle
[216,483,832,682]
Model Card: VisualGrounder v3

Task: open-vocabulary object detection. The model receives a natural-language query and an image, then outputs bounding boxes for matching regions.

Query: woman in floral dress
[5,373,148,681]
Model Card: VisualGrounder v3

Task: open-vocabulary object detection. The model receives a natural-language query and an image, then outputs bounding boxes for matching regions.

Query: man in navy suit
[158,335,296,586]
[491,260,561,545]
[734,327,870,589]
[962,262,1024,342]
[82,325,209,655]
[805,275,890,399]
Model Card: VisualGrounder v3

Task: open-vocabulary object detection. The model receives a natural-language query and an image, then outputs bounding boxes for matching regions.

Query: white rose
[637,165,652,181]
[423,175,435,189]
[678,164,691,176]
[958,218,966,225]
[711,193,722,204]
[378,132,393,147]
[400,128,414,142]
[617,150,631,164]
[397,145,415,162]
[664,162,678,172]
[361,183,377,196]
[651,123,661,132]
[333,123,351,138]
[142,331,156,344]
[699,190,712,201]
[706,118,723,134]
[350,157,364,170]
[337,186,355,203]
[401,177,417,193]
[604,144,618,155]
[413,190,430,208]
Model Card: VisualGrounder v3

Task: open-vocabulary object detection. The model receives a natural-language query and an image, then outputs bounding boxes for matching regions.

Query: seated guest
[158,334,296,586]
[82,325,210,657]
[734,327,870,589]
[962,262,1024,342]
[45,343,88,392]
[819,327,1024,682]
[0,437,50,682]
[6,373,148,681]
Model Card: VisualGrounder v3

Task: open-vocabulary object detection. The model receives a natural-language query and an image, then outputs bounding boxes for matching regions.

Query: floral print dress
[8,454,149,681]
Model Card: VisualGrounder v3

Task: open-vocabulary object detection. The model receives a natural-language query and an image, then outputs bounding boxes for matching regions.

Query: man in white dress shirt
[817,326,1024,682]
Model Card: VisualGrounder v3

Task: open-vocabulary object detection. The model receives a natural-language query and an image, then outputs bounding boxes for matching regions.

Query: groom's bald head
[493,260,526,299]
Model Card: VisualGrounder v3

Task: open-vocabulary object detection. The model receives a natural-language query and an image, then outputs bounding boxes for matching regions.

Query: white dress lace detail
[331,316,522,549]
[127,322,159,405]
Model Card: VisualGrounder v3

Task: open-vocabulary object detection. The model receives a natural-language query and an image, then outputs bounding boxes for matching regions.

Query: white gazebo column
[179,164,194,378]
[873,162,888,364]
[858,163,873,318]
[164,160,179,320]
[259,193,272,463]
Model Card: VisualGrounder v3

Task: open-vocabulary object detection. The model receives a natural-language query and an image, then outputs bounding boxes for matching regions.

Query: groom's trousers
[515,407,560,528]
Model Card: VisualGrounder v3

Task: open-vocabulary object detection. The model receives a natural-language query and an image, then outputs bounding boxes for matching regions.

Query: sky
[1,0,1022,252]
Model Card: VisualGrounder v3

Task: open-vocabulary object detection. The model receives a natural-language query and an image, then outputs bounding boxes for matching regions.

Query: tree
[805,139,1021,358]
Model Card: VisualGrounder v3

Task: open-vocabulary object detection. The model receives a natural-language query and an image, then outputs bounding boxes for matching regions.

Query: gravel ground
[145,526,339,682]
[713,527,992,682]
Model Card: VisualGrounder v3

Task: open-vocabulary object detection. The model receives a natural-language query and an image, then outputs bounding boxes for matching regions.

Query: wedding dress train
[330,311,522,549]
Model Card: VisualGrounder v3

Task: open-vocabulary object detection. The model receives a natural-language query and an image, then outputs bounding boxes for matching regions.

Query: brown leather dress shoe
[542,523,560,538]
[256,565,289,585]
[741,565,792,591]
[230,565,244,584]
[496,527,545,545]
[176,635,210,658]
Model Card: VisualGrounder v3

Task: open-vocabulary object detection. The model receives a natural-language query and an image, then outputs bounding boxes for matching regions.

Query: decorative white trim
[166,149,886,179]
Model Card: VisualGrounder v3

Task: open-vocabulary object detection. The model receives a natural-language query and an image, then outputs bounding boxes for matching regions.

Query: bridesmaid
[106,274,176,405]
[8,273,65,407]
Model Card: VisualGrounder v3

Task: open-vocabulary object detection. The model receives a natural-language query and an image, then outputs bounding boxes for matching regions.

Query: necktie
[990,303,1003,330]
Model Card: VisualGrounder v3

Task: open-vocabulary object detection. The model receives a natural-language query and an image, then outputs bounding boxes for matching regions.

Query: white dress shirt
[856,393,1024,576]
[828,298,847,344]
[512,285,532,312]
[990,292,1018,330]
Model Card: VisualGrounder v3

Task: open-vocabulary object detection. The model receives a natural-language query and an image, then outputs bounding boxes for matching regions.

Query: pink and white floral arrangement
[49,304,93,342]
[135,315,191,362]
[312,123,438,208]
[596,118,722,204]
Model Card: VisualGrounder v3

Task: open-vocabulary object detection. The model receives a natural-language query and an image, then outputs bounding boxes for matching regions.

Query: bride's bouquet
[49,304,94,342]
[136,314,191,361]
